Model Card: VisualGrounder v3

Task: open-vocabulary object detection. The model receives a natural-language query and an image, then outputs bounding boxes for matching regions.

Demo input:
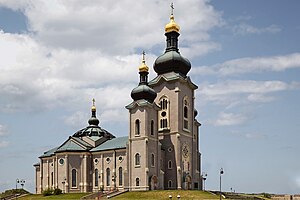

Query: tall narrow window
[95,169,99,187]
[150,120,154,135]
[159,97,169,130]
[168,160,172,169]
[51,172,54,187]
[136,177,140,186]
[183,97,189,130]
[168,180,172,188]
[71,169,77,187]
[135,119,140,135]
[135,153,140,166]
[151,154,155,167]
[106,168,110,186]
[119,167,123,186]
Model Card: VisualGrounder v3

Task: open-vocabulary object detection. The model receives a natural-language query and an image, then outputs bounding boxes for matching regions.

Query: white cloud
[214,112,248,126]
[0,124,9,136]
[199,80,290,105]
[0,0,223,114]
[0,141,9,148]
[193,53,300,76]
[232,23,281,35]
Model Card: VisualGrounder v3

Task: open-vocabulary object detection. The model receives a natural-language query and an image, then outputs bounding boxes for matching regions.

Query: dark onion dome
[131,52,157,103]
[194,109,198,117]
[73,99,115,139]
[153,10,191,76]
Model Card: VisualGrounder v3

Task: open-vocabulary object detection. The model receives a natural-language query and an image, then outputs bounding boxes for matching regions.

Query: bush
[263,193,271,198]
[53,188,62,195]
[42,188,53,196]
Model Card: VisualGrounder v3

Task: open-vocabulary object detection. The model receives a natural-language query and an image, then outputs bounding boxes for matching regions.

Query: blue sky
[0,0,299,195]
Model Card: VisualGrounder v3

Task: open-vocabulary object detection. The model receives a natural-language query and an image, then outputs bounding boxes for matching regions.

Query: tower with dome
[34,7,202,193]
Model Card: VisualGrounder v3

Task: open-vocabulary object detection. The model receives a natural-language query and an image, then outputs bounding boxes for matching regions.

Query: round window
[161,111,167,117]
[94,159,98,164]
[59,158,64,165]
[106,157,111,163]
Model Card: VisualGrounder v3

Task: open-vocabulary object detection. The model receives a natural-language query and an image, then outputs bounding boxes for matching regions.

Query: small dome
[153,50,191,76]
[139,52,149,72]
[73,126,115,139]
[165,14,180,33]
[131,84,157,103]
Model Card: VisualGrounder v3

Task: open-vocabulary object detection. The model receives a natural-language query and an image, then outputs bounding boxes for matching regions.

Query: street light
[202,173,207,191]
[219,168,224,200]
[20,180,25,189]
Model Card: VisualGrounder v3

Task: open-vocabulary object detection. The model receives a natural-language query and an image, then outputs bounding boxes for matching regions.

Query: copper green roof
[56,137,91,152]
[91,136,128,152]
[39,147,59,158]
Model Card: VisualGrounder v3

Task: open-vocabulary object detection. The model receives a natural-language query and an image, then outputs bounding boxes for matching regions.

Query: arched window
[71,169,77,187]
[136,177,140,186]
[151,154,155,167]
[159,97,169,130]
[135,119,140,135]
[95,169,99,187]
[135,153,140,166]
[106,168,110,186]
[150,120,154,135]
[119,167,123,186]
[168,180,172,188]
[183,97,189,130]
[168,160,172,169]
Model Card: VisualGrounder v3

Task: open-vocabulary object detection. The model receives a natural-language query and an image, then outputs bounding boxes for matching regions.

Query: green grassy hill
[18,193,88,200]
[113,190,219,200]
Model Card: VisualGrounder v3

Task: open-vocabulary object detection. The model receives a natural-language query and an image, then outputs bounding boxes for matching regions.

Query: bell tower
[149,4,201,190]
[126,52,162,190]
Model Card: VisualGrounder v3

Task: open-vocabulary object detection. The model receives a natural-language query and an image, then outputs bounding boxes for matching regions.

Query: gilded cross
[92,98,95,106]
[170,2,174,15]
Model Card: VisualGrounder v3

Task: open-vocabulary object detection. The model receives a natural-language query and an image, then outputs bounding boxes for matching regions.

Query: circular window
[59,158,64,165]
[168,147,173,152]
[94,159,98,164]
[119,156,123,162]
[106,157,111,163]
[161,111,166,117]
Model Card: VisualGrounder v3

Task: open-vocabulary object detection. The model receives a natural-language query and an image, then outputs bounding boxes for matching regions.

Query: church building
[34,9,202,193]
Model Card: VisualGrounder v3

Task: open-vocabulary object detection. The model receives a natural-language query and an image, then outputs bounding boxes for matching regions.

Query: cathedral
[34,9,202,193]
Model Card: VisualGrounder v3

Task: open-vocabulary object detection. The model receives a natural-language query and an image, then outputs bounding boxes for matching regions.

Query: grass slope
[18,193,88,200]
[113,190,219,200]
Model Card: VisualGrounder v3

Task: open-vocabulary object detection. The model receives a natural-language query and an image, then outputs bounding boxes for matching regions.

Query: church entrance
[184,175,192,190]
[149,175,158,190]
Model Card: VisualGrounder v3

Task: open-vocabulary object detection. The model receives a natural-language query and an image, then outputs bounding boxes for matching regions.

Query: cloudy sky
[0,0,300,195]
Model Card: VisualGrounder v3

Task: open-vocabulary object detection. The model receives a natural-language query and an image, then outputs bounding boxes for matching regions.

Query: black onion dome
[131,84,157,103]
[154,50,191,76]
[153,11,191,76]
[73,99,115,139]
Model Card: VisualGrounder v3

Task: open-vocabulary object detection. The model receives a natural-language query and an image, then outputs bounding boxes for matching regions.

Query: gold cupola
[91,98,96,111]
[138,51,149,72]
[165,3,180,33]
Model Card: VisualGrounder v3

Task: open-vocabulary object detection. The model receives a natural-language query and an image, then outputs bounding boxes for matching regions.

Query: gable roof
[55,137,92,152]
[91,136,128,152]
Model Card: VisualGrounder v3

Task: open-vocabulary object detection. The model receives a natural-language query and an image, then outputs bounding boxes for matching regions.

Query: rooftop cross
[142,50,145,63]
[92,98,95,106]
[170,2,174,15]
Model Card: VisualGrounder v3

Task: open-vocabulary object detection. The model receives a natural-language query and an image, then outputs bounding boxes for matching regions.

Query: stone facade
[34,11,202,194]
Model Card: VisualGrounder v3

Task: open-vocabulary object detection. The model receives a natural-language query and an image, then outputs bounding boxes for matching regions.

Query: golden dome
[91,98,96,111]
[139,51,149,72]
[165,14,180,33]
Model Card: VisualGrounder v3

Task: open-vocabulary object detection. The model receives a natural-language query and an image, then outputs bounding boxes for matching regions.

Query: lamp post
[20,179,25,189]
[62,177,66,193]
[15,179,19,200]
[202,173,207,191]
[219,168,224,200]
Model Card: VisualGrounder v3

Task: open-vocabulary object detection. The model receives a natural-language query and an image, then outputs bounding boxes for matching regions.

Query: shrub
[53,188,62,195]
[42,188,53,196]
